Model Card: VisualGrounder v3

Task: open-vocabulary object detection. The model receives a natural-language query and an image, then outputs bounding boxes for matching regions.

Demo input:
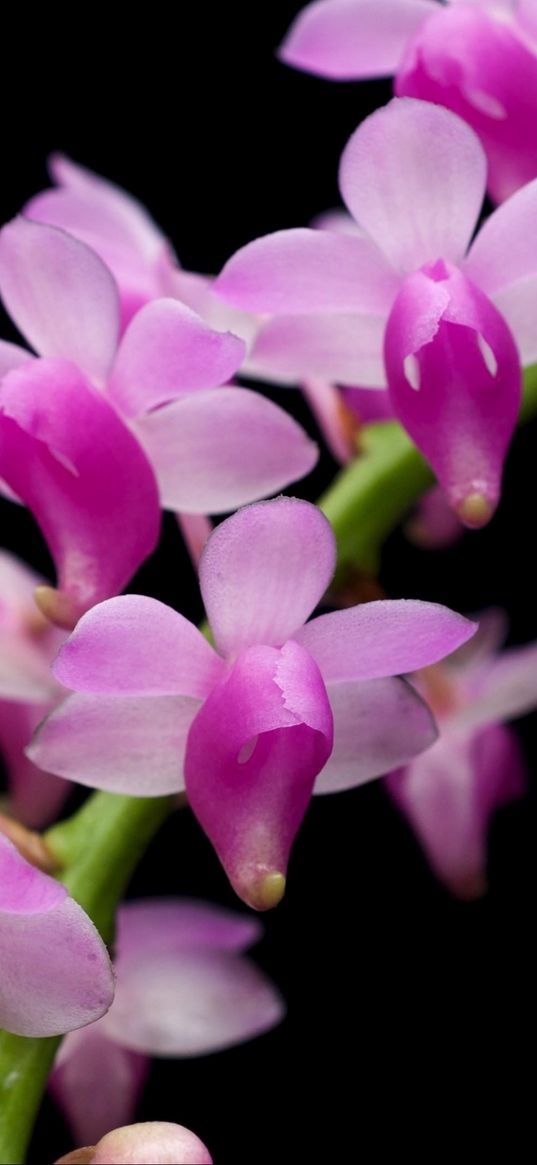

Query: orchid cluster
[0,3,536,1162]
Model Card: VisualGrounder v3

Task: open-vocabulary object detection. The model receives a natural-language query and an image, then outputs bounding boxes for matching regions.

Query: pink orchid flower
[50,898,282,1146]
[0,550,71,826]
[215,98,537,526]
[280,0,537,203]
[55,1121,212,1165]
[386,611,533,897]
[0,832,114,1036]
[0,220,317,629]
[29,497,475,908]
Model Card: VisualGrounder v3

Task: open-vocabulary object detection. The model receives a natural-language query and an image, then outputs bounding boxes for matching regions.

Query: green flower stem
[1,365,537,1163]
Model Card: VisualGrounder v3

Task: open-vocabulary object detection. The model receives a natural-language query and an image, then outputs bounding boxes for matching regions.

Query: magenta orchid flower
[29,497,475,908]
[386,611,533,897]
[0,220,317,629]
[280,0,537,203]
[55,1122,212,1165]
[0,832,114,1036]
[0,551,71,826]
[215,98,537,525]
[50,899,283,1145]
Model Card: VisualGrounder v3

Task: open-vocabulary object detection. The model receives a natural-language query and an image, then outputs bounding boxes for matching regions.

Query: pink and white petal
[185,641,333,908]
[27,693,200,796]
[89,1123,213,1165]
[215,228,399,315]
[339,98,487,273]
[452,640,537,730]
[0,630,60,702]
[314,675,437,793]
[53,596,224,699]
[295,599,477,682]
[0,219,120,385]
[133,387,318,514]
[108,299,246,418]
[0,359,160,623]
[50,1025,150,1147]
[0,339,32,377]
[280,0,434,79]
[115,899,262,967]
[0,700,71,829]
[164,268,260,353]
[250,313,387,387]
[200,497,335,656]
[0,835,114,1037]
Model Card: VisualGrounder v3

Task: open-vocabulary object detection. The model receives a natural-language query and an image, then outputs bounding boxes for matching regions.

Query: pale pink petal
[465,178,537,362]
[0,359,160,623]
[164,268,260,353]
[215,228,398,314]
[0,630,59,702]
[339,98,487,272]
[384,261,521,524]
[108,299,245,418]
[0,700,71,828]
[115,899,262,965]
[0,550,46,624]
[0,219,120,384]
[0,339,32,376]
[452,640,537,730]
[0,834,114,1037]
[315,676,437,792]
[295,599,476,681]
[249,313,387,387]
[301,380,357,463]
[133,387,318,514]
[53,596,224,699]
[446,607,508,673]
[280,0,433,79]
[27,693,200,796]
[50,1026,149,1147]
[406,485,465,550]
[176,512,213,568]
[90,1122,212,1165]
[185,640,333,908]
[200,498,335,656]
[310,208,361,234]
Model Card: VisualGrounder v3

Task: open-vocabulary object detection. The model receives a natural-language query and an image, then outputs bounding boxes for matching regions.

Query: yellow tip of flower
[34,586,79,631]
[250,872,286,911]
[456,492,493,529]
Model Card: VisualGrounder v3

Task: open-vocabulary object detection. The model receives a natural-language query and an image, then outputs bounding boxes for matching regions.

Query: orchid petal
[115,899,262,965]
[0,700,71,829]
[185,641,333,908]
[250,312,387,387]
[27,693,199,796]
[108,299,245,418]
[452,640,537,730]
[200,498,335,656]
[89,1123,213,1165]
[339,98,487,273]
[50,1026,149,1147]
[0,339,32,377]
[0,834,114,1037]
[53,596,224,698]
[0,630,60,702]
[280,0,433,79]
[133,388,318,514]
[295,599,476,682]
[0,218,120,384]
[315,676,437,792]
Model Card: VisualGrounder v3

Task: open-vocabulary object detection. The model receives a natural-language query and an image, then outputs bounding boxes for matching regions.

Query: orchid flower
[0,832,114,1037]
[387,611,534,896]
[280,0,537,203]
[0,550,71,826]
[50,898,283,1145]
[29,497,476,908]
[216,98,537,525]
[0,219,317,628]
[54,1122,212,1165]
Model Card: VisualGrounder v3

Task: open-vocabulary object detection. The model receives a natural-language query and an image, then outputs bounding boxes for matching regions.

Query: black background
[0,4,534,1161]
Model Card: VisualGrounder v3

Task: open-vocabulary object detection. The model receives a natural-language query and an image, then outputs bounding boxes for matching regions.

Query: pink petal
[133,388,318,514]
[115,899,262,965]
[28,693,199,796]
[396,4,537,203]
[296,599,476,682]
[250,312,387,387]
[453,640,537,730]
[53,596,224,699]
[0,549,47,623]
[89,1123,212,1165]
[0,630,60,702]
[406,485,465,550]
[0,834,114,1037]
[384,261,521,524]
[102,944,284,1057]
[0,218,120,385]
[465,178,537,363]
[0,339,32,376]
[184,641,333,908]
[280,0,433,79]
[165,268,260,354]
[315,676,437,792]
[200,498,335,657]
[387,723,526,898]
[108,299,246,418]
[301,380,357,463]
[51,1026,149,1147]
[0,358,160,623]
[215,227,398,314]
[339,98,487,273]
[342,385,394,422]
[0,700,71,829]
